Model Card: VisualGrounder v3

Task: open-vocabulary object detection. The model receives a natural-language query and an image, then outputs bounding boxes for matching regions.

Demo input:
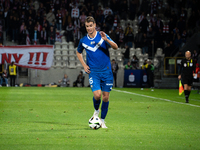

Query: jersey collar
[87,31,98,40]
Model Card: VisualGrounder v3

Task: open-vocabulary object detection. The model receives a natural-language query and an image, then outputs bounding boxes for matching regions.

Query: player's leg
[101,91,110,119]
[100,72,113,128]
[184,84,189,103]
[89,73,101,117]
[93,90,101,116]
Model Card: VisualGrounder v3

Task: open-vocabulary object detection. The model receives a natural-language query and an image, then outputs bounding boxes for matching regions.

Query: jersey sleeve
[105,33,115,47]
[179,60,183,75]
[77,38,84,53]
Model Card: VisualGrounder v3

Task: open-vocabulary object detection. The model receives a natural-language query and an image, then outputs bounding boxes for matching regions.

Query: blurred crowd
[0,0,199,57]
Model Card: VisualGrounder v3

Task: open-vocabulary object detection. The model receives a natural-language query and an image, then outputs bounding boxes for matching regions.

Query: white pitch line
[113,89,200,108]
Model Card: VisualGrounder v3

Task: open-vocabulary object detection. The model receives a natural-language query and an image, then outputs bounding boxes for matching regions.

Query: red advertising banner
[0,45,54,70]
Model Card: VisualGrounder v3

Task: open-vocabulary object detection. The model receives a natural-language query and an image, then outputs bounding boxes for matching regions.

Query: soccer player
[178,51,196,103]
[76,16,118,128]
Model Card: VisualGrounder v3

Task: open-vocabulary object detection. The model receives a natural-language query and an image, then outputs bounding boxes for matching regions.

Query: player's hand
[193,73,196,77]
[84,64,90,74]
[100,31,108,42]
[178,75,181,80]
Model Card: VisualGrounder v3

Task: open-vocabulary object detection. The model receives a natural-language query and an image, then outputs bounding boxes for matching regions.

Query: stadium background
[0,0,200,88]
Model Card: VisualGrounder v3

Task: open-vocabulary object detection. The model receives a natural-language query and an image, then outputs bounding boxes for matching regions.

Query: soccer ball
[88,116,102,129]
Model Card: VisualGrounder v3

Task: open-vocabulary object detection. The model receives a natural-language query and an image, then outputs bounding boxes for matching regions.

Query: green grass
[0,87,200,150]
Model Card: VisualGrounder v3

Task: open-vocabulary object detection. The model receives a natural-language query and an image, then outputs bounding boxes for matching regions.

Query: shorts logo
[106,83,113,86]
[89,77,93,84]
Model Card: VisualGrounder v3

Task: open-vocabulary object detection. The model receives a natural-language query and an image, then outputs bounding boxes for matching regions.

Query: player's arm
[76,39,91,74]
[76,51,90,74]
[178,60,183,80]
[100,31,118,49]
[193,59,196,76]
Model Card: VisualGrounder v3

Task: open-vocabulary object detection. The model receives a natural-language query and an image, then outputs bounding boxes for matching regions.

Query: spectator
[40,26,47,44]
[147,27,155,44]
[108,29,116,43]
[0,69,8,87]
[147,60,154,88]
[139,15,149,33]
[125,29,134,48]
[79,12,87,24]
[46,9,55,26]
[63,11,71,29]
[156,17,164,30]
[110,0,120,15]
[66,22,74,42]
[120,0,128,20]
[134,28,143,48]
[95,5,103,25]
[141,33,149,54]
[151,21,159,34]
[56,9,62,31]
[11,16,19,42]
[49,26,55,45]
[122,44,130,65]
[71,5,79,19]
[103,5,113,19]
[113,14,120,30]
[129,0,137,20]
[194,63,200,82]
[177,51,184,57]
[74,27,81,47]
[142,60,148,70]
[188,11,198,29]
[73,71,85,87]
[58,74,70,87]
[111,59,119,87]
[79,4,88,15]
[125,61,132,69]
[105,11,114,31]
[118,29,125,48]
[36,21,42,32]
[164,43,173,57]
[192,50,199,65]
[20,25,29,45]
[131,55,138,66]
[174,34,182,50]
[9,61,17,87]
[177,17,186,34]
[124,23,133,37]
[32,26,40,45]
[80,22,86,37]
[41,16,49,28]
[138,12,145,24]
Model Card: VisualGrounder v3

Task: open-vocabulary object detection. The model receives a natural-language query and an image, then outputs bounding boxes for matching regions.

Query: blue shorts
[89,71,113,92]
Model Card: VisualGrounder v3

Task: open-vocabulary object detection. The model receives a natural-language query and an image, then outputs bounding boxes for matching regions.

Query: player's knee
[94,94,101,100]
[103,95,109,102]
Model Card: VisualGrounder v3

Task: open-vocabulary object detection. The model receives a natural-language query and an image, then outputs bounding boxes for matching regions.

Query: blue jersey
[77,31,114,73]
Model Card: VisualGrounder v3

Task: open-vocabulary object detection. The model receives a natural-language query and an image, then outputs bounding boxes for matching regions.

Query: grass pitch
[0,87,200,150]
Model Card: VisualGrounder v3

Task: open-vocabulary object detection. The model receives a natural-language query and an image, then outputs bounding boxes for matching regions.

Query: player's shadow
[29,121,91,131]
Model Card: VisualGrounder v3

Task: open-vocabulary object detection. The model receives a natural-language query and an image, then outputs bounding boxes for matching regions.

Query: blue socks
[93,97,101,110]
[101,101,109,119]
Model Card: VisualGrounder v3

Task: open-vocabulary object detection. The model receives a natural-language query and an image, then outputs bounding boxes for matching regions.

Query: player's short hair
[85,16,95,24]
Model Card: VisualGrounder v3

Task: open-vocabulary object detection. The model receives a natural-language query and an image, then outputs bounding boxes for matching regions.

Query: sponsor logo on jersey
[184,63,187,67]
[91,41,95,45]
[190,63,193,66]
